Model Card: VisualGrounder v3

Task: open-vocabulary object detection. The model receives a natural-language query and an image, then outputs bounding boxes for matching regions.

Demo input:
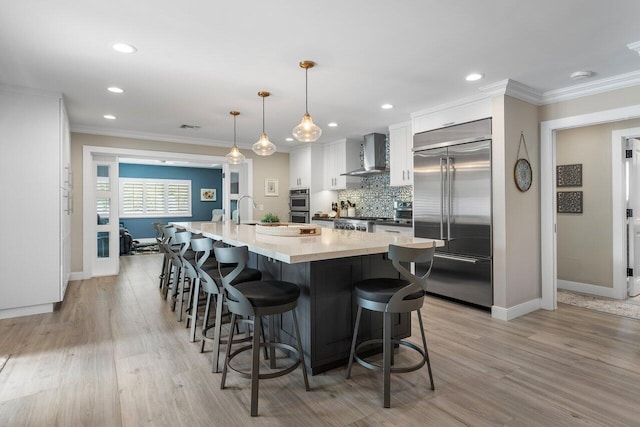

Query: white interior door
[629,137,640,296]
[92,156,120,276]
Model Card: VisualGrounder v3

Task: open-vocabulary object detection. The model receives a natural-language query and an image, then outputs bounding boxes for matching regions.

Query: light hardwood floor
[1,254,639,426]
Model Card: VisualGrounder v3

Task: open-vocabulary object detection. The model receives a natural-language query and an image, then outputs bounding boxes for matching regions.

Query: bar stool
[214,244,309,417]
[159,225,178,297]
[346,243,436,408]
[152,221,166,288]
[192,239,262,371]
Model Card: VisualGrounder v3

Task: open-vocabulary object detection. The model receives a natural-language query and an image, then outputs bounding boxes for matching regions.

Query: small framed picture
[200,188,216,201]
[264,179,279,197]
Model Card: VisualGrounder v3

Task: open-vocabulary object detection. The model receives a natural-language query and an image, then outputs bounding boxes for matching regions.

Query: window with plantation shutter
[119,178,191,218]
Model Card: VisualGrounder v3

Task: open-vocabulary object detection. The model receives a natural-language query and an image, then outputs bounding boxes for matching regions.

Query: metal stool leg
[417,309,435,390]
[383,311,392,408]
[220,313,237,390]
[200,294,212,353]
[268,315,276,368]
[346,305,362,379]
[292,309,310,391]
[211,294,224,373]
[250,315,261,417]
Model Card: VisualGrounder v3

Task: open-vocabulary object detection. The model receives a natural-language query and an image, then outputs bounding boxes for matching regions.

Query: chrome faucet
[237,195,257,224]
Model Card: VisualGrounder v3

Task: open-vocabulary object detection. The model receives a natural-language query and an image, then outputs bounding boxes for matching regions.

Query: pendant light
[252,91,276,156]
[226,111,245,165]
[292,60,322,142]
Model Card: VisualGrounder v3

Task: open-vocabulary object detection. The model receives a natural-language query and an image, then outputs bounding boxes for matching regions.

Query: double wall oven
[289,188,310,223]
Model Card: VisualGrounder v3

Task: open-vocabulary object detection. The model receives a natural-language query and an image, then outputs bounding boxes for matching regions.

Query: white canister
[347,207,356,217]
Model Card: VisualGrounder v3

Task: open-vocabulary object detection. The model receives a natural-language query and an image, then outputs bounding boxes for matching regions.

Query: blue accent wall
[119,163,222,239]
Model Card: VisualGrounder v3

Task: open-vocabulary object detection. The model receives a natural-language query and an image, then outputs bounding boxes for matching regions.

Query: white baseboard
[0,303,54,320]
[558,279,619,299]
[69,272,86,281]
[492,298,542,321]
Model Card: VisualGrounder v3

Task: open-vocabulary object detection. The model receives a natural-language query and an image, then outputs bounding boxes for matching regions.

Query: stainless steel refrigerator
[413,118,492,308]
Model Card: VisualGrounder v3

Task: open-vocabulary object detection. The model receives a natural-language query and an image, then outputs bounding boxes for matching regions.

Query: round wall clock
[514,158,532,192]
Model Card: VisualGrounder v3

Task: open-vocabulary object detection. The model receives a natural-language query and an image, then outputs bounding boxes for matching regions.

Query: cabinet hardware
[402,170,405,180]
[384,229,400,234]
[442,121,455,127]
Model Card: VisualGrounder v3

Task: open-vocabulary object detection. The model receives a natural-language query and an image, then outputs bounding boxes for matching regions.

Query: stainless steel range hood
[341,133,388,177]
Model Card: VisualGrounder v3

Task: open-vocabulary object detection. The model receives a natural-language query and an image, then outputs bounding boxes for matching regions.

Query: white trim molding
[541,70,640,104]
[479,79,543,105]
[71,125,292,153]
[69,272,85,281]
[491,298,542,321]
[628,41,640,56]
[0,303,54,320]
[540,104,640,311]
[558,280,618,299]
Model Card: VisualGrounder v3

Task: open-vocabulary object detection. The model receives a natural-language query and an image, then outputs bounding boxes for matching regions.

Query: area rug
[557,290,640,320]
[128,242,159,255]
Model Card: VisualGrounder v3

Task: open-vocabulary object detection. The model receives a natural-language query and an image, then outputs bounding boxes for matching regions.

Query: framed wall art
[200,188,217,201]
[556,164,582,187]
[557,191,583,213]
[264,178,279,197]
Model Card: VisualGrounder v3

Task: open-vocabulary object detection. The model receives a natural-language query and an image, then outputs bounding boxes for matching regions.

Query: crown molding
[72,125,238,150]
[0,83,62,99]
[479,79,544,105]
[70,125,293,153]
[628,40,640,56]
[540,69,640,104]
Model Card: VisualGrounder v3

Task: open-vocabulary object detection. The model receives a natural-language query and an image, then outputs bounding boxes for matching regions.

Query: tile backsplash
[338,177,411,218]
[337,136,412,218]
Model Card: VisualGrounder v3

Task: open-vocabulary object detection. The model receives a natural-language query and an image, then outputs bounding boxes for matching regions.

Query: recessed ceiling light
[381,104,394,109]
[328,122,338,127]
[570,70,594,80]
[285,137,294,142]
[103,114,117,120]
[107,86,124,94]
[465,73,484,81]
[112,43,137,54]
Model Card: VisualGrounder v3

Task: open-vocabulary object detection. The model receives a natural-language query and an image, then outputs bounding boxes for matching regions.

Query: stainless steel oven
[289,188,310,212]
[289,211,309,224]
[393,200,413,223]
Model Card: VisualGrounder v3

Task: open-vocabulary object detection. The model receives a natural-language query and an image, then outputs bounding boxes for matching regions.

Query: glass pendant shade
[226,111,245,164]
[292,113,322,142]
[252,132,276,156]
[252,91,276,156]
[293,61,322,143]
[226,144,245,164]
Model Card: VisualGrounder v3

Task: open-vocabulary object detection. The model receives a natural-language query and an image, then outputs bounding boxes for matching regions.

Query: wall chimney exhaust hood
[341,133,388,177]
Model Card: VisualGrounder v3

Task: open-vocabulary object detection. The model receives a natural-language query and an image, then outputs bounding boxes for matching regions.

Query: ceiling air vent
[180,124,201,129]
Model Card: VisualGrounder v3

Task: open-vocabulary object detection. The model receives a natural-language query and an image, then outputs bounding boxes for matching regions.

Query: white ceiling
[1,0,639,152]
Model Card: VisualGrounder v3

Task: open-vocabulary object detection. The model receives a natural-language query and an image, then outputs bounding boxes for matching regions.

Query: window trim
[119,177,192,218]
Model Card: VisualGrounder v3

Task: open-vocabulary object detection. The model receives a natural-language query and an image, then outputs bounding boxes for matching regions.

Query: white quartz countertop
[171,221,443,264]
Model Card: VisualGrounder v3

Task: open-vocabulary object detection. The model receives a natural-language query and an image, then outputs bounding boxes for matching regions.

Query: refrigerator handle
[447,156,453,241]
[439,157,445,240]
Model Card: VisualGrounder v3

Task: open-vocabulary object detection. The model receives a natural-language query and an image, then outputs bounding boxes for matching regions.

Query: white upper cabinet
[412,97,492,135]
[289,145,312,189]
[389,122,413,186]
[323,138,361,190]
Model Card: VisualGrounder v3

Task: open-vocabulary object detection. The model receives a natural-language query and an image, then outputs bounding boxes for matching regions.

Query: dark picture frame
[557,191,583,213]
[557,164,582,187]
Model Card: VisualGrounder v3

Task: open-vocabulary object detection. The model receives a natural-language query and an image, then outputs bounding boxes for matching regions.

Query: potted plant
[260,212,280,226]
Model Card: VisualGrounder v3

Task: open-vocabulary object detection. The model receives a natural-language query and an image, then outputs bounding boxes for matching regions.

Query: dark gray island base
[248,252,410,375]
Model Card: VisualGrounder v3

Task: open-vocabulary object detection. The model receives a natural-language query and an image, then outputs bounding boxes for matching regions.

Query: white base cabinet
[0,86,71,319]
[374,224,413,237]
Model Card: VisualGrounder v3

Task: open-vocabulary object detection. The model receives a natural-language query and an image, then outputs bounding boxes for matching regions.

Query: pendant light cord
[305,67,309,114]
[233,115,237,147]
[262,96,266,133]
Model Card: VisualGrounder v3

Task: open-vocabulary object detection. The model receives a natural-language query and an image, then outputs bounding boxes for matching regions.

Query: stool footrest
[354,338,426,374]
[226,342,302,380]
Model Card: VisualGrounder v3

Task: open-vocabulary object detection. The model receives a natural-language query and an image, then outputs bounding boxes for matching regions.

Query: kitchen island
[172,221,442,374]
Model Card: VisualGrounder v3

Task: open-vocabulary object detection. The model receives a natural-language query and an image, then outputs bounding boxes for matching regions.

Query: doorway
[540,105,640,310]
[82,145,252,279]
